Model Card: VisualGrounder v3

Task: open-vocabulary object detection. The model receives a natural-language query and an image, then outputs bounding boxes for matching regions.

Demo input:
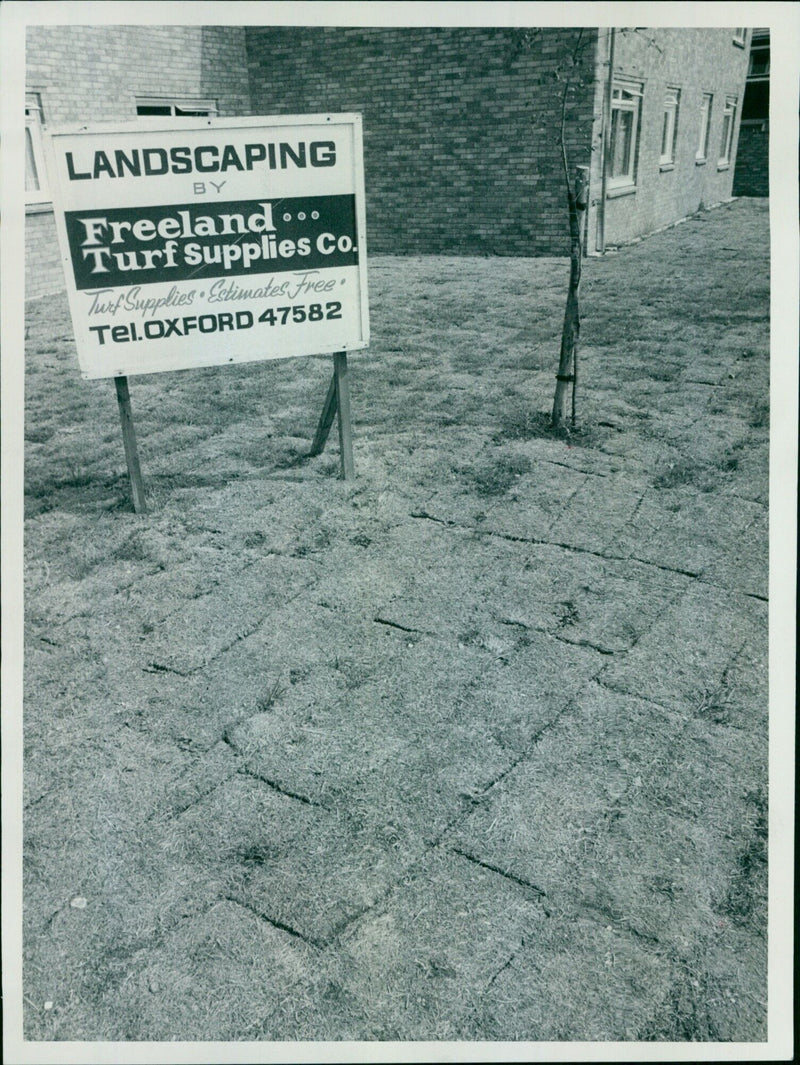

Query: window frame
[747,41,770,80]
[733,28,747,47]
[607,79,643,192]
[696,92,713,163]
[718,95,738,168]
[135,96,218,119]
[25,91,50,206]
[659,86,681,167]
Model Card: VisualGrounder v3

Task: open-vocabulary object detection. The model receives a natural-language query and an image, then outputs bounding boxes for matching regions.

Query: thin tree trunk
[552,165,589,428]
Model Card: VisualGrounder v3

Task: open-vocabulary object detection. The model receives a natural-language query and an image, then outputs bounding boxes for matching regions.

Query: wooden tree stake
[552,164,590,429]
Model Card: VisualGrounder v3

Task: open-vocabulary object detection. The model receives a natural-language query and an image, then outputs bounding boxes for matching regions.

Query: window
[748,40,770,78]
[696,92,713,161]
[136,97,217,118]
[608,80,642,190]
[742,80,769,122]
[733,28,747,47]
[718,95,737,166]
[26,92,49,204]
[742,29,769,123]
[660,87,680,166]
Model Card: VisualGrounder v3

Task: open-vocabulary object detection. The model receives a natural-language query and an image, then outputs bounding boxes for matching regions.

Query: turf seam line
[575,896,662,948]
[145,578,318,676]
[549,632,618,656]
[470,705,572,798]
[408,510,704,580]
[592,675,686,715]
[143,661,192,676]
[722,491,768,509]
[412,509,763,597]
[166,771,241,819]
[142,764,241,824]
[373,616,429,635]
[236,767,328,809]
[484,950,520,991]
[222,896,324,949]
[326,880,405,942]
[626,555,703,579]
[537,457,611,478]
[542,473,591,539]
[619,487,649,534]
[409,509,452,526]
[449,848,548,898]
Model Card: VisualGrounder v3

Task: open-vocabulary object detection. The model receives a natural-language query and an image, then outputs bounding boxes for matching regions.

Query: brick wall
[25,25,753,298]
[25,25,251,297]
[594,28,750,249]
[25,209,61,300]
[26,24,250,125]
[733,122,769,196]
[245,27,598,257]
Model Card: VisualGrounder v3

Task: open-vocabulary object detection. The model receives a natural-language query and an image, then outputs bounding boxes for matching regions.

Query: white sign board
[44,114,369,379]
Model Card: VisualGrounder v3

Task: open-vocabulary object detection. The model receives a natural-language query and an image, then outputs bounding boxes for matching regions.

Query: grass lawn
[21,198,769,1043]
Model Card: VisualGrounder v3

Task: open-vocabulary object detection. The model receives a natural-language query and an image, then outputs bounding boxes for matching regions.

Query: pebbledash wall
[591,28,750,250]
[25,25,749,298]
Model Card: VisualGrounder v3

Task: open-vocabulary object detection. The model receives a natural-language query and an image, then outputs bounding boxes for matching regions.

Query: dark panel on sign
[64,194,359,290]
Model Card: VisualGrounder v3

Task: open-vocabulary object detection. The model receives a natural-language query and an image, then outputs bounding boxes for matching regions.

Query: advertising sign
[44,114,369,379]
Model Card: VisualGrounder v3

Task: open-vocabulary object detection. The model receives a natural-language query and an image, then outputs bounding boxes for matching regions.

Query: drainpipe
[598,27,616,254]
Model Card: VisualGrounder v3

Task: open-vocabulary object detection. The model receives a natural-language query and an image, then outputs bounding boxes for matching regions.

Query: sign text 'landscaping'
[45,115,369,378]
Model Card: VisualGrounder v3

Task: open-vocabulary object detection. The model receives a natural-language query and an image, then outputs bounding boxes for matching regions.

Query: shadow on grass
[24,442,325,519]
[492,408,612,449]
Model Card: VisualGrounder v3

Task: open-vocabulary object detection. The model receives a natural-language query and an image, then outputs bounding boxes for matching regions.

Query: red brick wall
[733,122,769,196]
[245,27,598,257]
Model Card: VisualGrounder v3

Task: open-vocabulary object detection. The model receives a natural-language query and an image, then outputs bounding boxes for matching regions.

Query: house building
[732,28,769,196]
[25,25,750,299]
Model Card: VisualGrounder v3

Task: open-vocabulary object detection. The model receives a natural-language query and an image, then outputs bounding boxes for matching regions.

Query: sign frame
[42,112,370,380]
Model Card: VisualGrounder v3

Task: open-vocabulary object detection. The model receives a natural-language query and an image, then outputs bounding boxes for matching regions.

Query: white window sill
[659,161,675,172]
[717,162,731,171]
[695,157,707,166]
[26,201,54,215]
[606,184,637,199]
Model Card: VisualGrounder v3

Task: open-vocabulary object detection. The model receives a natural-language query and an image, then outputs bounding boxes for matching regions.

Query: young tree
[550,28,593,430]
[549,29,663,429]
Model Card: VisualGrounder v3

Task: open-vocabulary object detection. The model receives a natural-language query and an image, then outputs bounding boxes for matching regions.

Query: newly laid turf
[22,198,768,1042]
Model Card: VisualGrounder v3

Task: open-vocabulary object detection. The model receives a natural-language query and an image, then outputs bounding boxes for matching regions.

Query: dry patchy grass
[21,199,769,1043]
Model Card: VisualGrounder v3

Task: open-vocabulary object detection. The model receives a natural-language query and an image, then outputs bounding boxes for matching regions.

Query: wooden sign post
[114,344,355,514]
[309,351,354,480]
[114,376,147,512]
